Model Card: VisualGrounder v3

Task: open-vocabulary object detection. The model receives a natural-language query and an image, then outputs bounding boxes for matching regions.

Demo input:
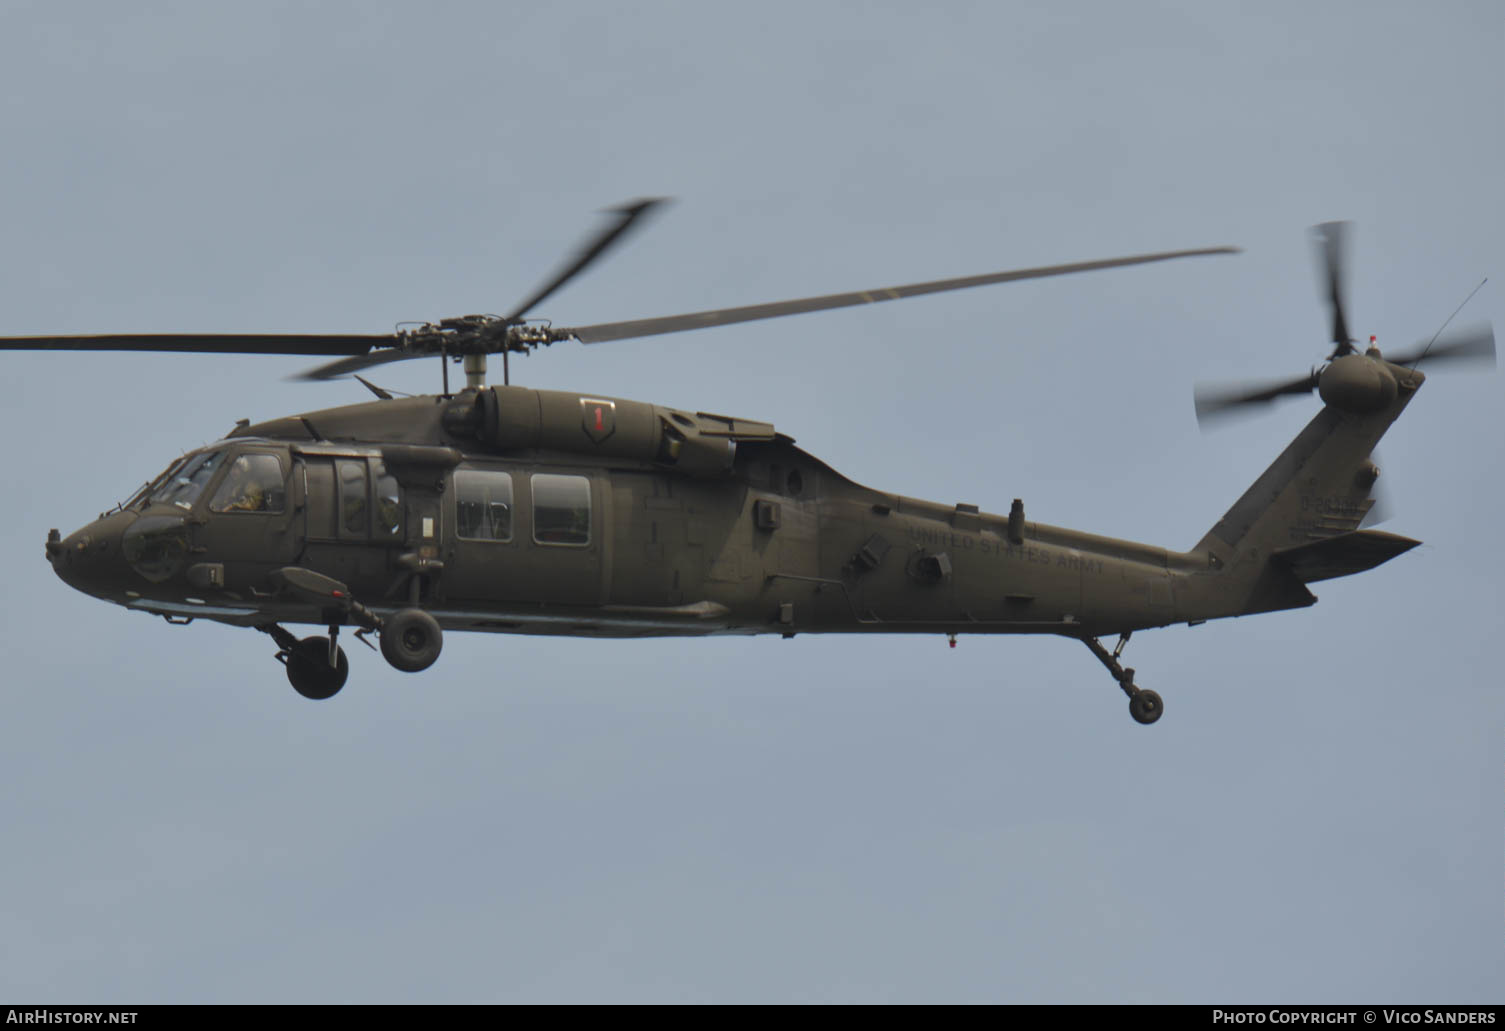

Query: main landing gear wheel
[285,636,349,700]
[1129,689,1164,725]
[380,608,443,673]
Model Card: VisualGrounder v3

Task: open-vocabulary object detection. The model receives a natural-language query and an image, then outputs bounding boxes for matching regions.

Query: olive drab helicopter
[5,204,1494,722]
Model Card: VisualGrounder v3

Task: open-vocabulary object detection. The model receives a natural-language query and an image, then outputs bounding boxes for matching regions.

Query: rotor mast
[464,353,488,389]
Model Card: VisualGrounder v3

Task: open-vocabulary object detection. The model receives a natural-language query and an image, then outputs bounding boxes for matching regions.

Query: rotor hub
[1318,354,1398,414]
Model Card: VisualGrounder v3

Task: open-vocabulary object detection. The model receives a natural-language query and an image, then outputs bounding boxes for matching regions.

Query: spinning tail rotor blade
[1385,322,1496,369]
[1193,371,1320,426]
[1313,221,1354,357]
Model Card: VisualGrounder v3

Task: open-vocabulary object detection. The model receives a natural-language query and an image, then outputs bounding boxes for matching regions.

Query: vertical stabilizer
[1177,361,1424,621]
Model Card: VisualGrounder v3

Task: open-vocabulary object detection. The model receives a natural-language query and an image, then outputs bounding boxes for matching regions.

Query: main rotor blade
[503,197,668,323]
[1312,221,1353,357]
[296,349,422,381]
[0,333,387,356]
[564,246,1242,345]
[1385,322,1496,369]
[1193,371,1319,426]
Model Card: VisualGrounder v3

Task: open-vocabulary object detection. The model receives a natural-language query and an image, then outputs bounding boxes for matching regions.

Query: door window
[456,469,514,542]
[338,459,368,536]
[375,466,403,539]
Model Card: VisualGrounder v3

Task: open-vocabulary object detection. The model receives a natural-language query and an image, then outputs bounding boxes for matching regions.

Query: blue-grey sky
[1,0,1500,1003]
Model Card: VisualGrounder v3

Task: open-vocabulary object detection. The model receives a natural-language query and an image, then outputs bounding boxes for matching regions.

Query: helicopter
[4,203,1494,723]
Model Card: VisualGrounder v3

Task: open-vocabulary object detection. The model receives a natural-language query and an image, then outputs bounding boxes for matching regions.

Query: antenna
[1409,277,1488,368]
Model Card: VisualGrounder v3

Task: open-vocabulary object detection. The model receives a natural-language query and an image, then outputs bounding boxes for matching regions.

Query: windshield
[148,449,228,510]
[125,456,190,509]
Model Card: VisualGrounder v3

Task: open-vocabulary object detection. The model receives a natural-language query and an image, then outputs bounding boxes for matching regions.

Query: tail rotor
[1193,222,1494,429]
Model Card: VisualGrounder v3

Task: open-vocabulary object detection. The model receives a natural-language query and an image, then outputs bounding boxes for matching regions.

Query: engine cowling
[1317,354,1398,414]
[443,386,776,476]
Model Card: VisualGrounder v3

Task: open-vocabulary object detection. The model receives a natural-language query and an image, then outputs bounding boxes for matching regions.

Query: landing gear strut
[1082,632,1163,725]
[259,568,448,698]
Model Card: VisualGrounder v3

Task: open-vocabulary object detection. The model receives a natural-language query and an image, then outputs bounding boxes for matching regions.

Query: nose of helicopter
[46,510,139,600]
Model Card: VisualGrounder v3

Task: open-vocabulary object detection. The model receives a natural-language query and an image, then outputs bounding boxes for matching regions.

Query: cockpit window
[210,454,286,514]
[125,456,190,509]
[149,450,226,510]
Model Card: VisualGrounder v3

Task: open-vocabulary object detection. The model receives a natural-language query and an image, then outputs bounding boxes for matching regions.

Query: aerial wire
[1409,277,1488,368]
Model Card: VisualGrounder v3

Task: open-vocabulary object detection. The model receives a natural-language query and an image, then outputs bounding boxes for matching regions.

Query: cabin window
[375,466,403,538]
[209,454,286,514]
[338,459,368,536]
[532,473,590,546]
[456,469,514,542]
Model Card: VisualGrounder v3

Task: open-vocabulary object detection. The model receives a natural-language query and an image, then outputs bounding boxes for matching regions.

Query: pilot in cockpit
[215,456,269,513]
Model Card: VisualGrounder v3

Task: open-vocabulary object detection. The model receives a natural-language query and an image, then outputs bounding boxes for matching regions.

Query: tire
[380,609,443,673]
[286,636,349,700]
[1129,688,1163,725]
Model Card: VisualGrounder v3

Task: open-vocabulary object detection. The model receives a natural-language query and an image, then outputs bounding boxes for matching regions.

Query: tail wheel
[286,636,349,700]
[380,609,443,673]
[1129,689,1163,725]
